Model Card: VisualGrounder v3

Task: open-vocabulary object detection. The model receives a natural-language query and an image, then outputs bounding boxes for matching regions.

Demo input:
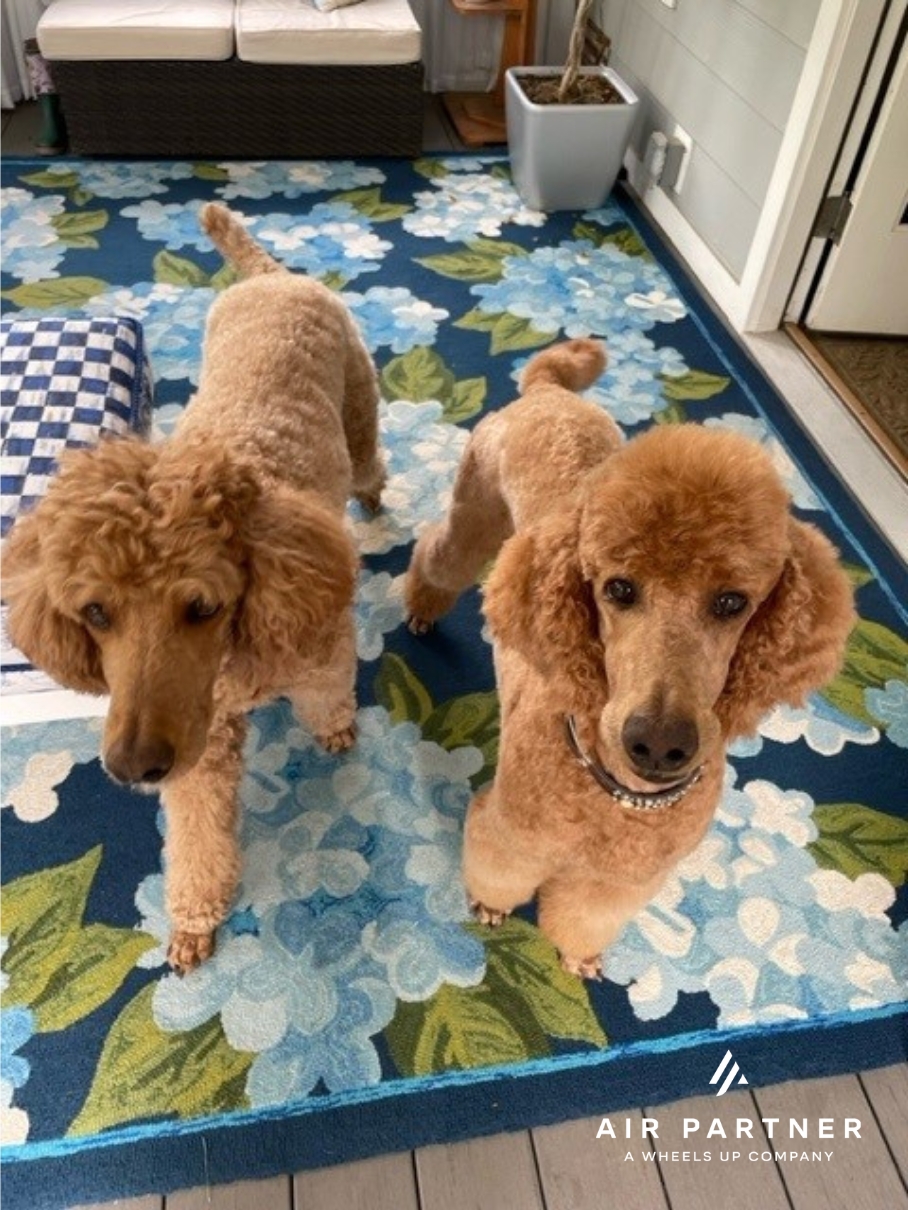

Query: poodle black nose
[621,712,699,781]
[105,737,175,786]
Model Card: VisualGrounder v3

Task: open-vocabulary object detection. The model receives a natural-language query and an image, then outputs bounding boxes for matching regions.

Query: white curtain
[1,0,51,108]
[408,0,574,92]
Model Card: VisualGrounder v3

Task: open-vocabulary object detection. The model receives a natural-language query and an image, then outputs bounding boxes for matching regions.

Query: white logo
[709,1050,749,1096]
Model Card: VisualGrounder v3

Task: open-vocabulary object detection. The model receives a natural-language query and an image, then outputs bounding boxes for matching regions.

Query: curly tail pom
[199,202,284,278]
[520,339,607,393]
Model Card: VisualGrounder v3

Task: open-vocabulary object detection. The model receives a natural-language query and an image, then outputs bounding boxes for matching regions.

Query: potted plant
[506,0,638,211]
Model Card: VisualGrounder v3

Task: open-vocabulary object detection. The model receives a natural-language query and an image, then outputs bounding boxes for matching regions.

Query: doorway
[788,0,908,473]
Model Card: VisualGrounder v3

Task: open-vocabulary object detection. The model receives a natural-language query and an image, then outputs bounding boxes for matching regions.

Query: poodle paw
[407,614,434,636]
[470,900,511,928]
[354,488,383,514]
[559,953,604,982]
[168,929,216,975]
[319,722,357,754]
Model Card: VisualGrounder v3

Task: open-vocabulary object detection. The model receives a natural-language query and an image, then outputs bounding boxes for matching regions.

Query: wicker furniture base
[52,58,424,157]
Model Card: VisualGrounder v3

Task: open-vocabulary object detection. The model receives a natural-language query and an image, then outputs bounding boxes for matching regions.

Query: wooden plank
[533,1110,669,1210]
[860,1064,908,1185]
[73,1199,163,1210]
[416,1131,545,1210]
[294,1152,419,1210]
[166,1175,291,1210]
[755,1073,908,1210]
[645,1089,791,1210]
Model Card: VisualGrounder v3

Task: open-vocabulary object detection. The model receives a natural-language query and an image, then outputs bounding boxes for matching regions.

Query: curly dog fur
[405,338,855,979]
[3,202,385,972]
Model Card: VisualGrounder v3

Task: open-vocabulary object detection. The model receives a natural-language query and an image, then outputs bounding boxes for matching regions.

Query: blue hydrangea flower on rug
[355,571,407,662]
[0,996,34,1145]
[470,238,686,337]
[404,162,546,240]
[865,678,908,746]
[1,718,104,823]
[0,188,67,282]
[351,400,470,555]
[216,160,386,200]
[606,771,906,1026]
[344,286,449,353]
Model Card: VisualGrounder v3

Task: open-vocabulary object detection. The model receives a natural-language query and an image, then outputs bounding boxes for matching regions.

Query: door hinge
[813,192,853,244]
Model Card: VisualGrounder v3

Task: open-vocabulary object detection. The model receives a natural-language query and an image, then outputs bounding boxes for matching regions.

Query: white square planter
[506,66,639,212]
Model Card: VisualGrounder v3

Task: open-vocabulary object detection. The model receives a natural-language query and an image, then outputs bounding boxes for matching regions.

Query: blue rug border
[3,1007,905,1210]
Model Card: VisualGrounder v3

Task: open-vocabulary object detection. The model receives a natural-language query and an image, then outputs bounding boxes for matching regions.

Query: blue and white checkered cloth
[1,316,153,538]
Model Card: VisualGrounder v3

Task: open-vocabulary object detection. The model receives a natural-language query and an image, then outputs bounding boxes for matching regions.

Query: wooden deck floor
[70,1065,907,1210]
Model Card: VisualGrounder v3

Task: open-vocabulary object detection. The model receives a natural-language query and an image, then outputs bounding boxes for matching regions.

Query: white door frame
[639,0,891,333]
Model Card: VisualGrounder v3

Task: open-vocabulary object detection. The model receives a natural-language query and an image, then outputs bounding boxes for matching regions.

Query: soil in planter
[517,74,624,106]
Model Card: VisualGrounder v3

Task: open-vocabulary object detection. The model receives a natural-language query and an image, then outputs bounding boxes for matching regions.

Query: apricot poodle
[3,202,385,973]
[406,338,855,979]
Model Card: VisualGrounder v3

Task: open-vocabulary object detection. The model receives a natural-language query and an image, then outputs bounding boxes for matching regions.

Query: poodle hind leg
[162,714,246,974]
[463,786,545,925]
[343,330,386,513]
[405,438,513,633]
[288,608,358,752]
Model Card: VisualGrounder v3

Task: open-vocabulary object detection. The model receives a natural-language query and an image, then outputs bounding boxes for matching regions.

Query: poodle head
[484,424,855,800]
[3,437,356,788]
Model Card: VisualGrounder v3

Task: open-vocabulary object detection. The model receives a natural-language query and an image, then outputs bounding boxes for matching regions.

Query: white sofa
[37,0,424,156]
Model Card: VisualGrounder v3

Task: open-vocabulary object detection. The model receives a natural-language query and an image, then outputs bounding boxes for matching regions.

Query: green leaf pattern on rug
[385,918,606,1076]
[69,984,252,1136]
[1,277,109,309]
[333,187,410,222]
[1,847,156,1032]
[418,238,527,283]
[456,308,554,355]
[375,654,498,788]
[573,220,652,259]
[380,345,486,421]
[659,369,731,402]
[51,208,109,250]
[808,804,908,886]
[820,617,908,731]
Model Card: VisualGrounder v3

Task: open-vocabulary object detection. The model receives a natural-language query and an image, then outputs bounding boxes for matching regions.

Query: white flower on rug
[704,413,823,510]
[0,188,67,283]
[135,704,486,1099]
[756,696,879,755]
[343,286,449,354]
[0,719,104,823]
[606,769,906,1026]
[350,400,470,555]
[470,239,686,338]
[355,571,407,662]
[404,164,546,240]
[625,290,687,324]
[215,161,386,200]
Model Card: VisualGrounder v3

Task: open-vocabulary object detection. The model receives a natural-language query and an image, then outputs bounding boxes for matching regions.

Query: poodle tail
[199,202,285,277]
[520,339,607,393]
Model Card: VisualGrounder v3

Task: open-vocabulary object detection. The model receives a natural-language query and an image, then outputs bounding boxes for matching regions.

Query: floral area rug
[1,157,906,1210]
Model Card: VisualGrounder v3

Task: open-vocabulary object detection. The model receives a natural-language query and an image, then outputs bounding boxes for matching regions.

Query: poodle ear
[234,488,358,671]
[483,510,606,712]
[719,519,856,737]
[2,512,106,693]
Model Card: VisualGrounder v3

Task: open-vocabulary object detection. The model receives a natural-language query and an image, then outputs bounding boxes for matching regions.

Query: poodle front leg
[463,787,547,925]
[288,609,357,753]
[162,714,246,974]
[538,875,665,981]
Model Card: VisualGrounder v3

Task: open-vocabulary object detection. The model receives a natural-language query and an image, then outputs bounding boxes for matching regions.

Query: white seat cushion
[236,0,421,66]
[38,0,236,61]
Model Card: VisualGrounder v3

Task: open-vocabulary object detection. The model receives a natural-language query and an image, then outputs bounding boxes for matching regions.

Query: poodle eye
[603,578,638,607]
[186,598,223,624]
[713,591,749,619]
[82,603,111,631]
